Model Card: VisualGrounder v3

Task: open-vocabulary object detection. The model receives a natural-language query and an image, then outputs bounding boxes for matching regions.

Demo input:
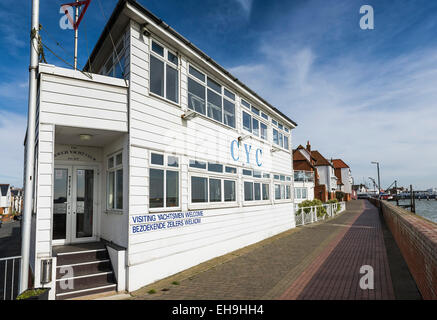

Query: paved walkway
[131,200,419,300]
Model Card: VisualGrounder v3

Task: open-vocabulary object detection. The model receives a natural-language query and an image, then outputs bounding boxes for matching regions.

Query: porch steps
[53,242,117,300]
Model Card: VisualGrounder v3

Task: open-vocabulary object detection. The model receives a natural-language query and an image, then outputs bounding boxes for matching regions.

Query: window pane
[253,170,262,178]
[281,185,285,199]
[208,163,223,173]
[107,171,114,209]
[151,153,164,165]
[224,180,236,202]
[244,182,254,201]
[278,123,283,130]
[167,51,178,65]
[279,133,284,148]
[296,188,301,199]
[223,99,235,128]
[280,175,285,181]
[284,136,289,150]
[189,66,205,82]
[188,78,206,115]
[263,173,270,178]
[166,65,179,103]
[116,169,123,209]
[168,156,179,167]
[273,129,279,145]
[262,184,269,200]
[252,118,259,136]
[152,41,164,56]
[150,169,164,208]
[225,166,237,174]
[275,184,281,200]
[114,55,125,79]
[209,178,221,202]
[207,77,221,93]
[286,185,291,199]
[302,187,307,199]
[108,157,114,169]
[166,171,179,207]
[251,106,260,116]
[272,119,278,126]
[243,111,251,132]
[224,88,235,100]
[116,153,122,166]
[189,160,206,169]
[150,55,164,97]
[243,169,252,176]
[192,176,208,203]
[254,183,261,200]
[261,123,268,140]
[261,112,268,120]
[207,89,222,122]
[241,99,250,109]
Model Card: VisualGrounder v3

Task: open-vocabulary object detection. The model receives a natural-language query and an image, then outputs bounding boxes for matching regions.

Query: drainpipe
[20,0,39,294]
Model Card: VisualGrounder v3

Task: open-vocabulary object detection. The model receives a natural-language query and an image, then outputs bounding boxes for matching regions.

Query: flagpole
[74,0,78,70]
[20,0,40,294]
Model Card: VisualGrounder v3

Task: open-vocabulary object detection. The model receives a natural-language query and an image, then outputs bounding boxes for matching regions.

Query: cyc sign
[230,140,263,167]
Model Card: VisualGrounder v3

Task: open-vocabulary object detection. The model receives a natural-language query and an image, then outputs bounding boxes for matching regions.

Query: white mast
[20,0,39,294]
[74,0,79,70]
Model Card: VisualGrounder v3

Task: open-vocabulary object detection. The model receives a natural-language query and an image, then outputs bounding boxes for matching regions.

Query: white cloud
[0,111,26,187]
[233,0,253,16]
[229,43,437,189]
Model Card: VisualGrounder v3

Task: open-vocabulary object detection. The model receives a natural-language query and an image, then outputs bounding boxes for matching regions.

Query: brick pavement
[131,200,398,300]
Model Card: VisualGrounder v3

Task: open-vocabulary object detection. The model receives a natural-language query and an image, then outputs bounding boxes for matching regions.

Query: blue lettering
[256,149,263,167]
[244,144,252,164]
[230,140,239,161]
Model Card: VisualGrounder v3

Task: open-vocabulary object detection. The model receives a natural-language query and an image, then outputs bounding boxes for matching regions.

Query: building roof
[332,159,350,169]
[311,150,332,167]
[0,184,10,197]
[84,0,298,128]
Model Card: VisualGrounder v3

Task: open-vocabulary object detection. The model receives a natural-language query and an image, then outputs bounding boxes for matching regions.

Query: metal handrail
[1,256,21,300]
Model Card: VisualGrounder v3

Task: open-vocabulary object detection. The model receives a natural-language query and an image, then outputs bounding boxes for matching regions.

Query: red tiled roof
[332,159,350,169]
[311,150,332,167]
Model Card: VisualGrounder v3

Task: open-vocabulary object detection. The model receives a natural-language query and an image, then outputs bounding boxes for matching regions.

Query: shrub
[296,199,326,217]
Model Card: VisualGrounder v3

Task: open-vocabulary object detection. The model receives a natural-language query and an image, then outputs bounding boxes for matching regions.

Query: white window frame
[106,151,123,211]
[241,99,269,141]
[187,63,237,129]
[149,38,181,105]
[273,174,292,202]
[149,152,181,212]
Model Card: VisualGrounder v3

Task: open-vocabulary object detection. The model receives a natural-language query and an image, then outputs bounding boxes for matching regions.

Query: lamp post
[368,177,377,197]
[371,161,381,199]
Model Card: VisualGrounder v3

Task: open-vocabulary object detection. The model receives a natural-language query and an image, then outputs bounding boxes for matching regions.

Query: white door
[53,165,98,245]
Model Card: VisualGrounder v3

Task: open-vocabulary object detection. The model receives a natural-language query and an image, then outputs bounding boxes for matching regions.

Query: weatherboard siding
[38,65,129,132]
[126,20,295,291]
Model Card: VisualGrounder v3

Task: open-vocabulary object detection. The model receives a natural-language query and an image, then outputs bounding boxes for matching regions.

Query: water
[397,199,437,224]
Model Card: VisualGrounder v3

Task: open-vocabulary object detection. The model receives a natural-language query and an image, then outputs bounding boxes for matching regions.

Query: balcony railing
[294,170,314,182]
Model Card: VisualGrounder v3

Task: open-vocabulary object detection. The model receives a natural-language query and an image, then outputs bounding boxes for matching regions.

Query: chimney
[306,141,311,152]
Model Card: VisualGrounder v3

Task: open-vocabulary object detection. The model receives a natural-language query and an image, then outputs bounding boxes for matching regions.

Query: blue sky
[1,0,437,190]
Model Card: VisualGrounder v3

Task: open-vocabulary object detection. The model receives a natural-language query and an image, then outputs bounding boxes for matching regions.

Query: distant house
[332,159,353,201]
[0,184,11,215]
[293,143,316,205]
[293,142,337,203]
[11,187,23,214]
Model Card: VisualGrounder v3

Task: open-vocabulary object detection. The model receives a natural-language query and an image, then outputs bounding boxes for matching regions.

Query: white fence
[295,202,346,227]
[0,256,21,300]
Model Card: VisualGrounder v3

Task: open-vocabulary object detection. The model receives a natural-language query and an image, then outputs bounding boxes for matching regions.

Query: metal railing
[0,256,21,300]
[295,202,346,227]
[294,170,315,182]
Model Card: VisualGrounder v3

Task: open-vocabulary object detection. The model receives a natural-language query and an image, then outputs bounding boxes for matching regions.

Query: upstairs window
[241,100,268,141]
[150,40,179,103]
[187,65,235,128]
[100,36,127,79]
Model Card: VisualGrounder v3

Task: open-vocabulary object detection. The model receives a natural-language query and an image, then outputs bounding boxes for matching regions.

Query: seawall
[369,198,437,299]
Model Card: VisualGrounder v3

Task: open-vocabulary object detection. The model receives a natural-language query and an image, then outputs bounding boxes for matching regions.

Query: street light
[371,161,381,199]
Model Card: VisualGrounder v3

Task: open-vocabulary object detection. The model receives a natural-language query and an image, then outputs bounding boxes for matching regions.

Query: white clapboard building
[26,0,297,299]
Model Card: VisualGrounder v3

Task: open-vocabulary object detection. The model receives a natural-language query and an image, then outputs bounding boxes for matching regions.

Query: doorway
[52,165,99,245]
